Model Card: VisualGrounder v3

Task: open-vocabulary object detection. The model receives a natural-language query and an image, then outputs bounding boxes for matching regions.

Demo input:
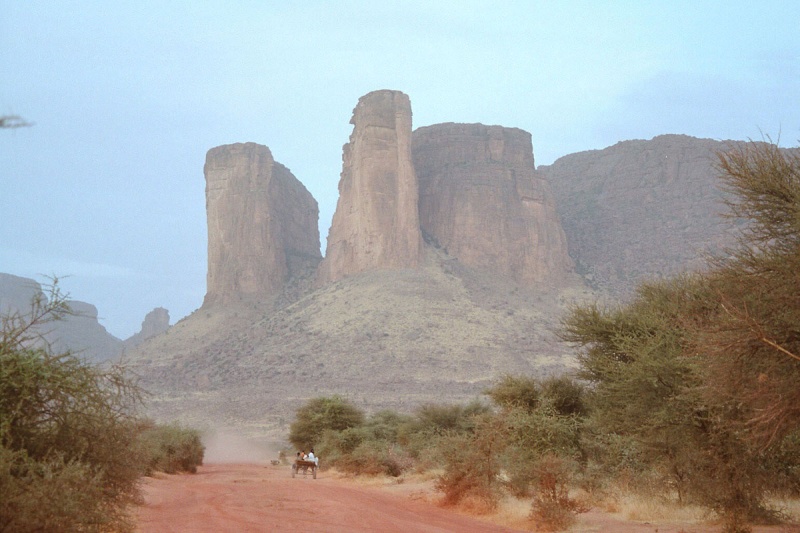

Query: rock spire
[317,90,422,284]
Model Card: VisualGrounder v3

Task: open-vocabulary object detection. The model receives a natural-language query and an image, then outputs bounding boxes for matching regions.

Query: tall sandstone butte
[204,142,321,306]
[412,123,573,285]
[317,90,422,284]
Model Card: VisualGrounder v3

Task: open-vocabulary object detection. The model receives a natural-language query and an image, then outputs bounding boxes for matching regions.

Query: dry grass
[333,470,800,532]
[611,493,707,524]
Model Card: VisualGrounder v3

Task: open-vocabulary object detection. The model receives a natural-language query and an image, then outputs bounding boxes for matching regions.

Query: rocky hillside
[130,247,590,435]
[128,89,594,436]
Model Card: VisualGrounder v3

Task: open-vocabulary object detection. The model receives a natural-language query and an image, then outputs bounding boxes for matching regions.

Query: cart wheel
[291,464,296,478]
[312,466,317,479]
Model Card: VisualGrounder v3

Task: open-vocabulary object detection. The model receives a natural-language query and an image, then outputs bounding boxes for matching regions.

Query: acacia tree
[0,280,144,532]
[698,142,800,447]
[288,396,365,450]
[562,140,800,531]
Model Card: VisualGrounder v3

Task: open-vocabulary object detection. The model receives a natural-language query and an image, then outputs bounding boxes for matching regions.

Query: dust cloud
[202,430,283,464]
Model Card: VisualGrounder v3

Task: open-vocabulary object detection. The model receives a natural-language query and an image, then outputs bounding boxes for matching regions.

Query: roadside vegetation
[288,140,800,532]
[0,281,204,532]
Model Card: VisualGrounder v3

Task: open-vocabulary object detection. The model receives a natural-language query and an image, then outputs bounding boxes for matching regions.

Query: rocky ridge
[123,307,170,349]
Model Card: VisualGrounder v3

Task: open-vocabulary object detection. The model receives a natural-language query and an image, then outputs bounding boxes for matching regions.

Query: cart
[291,459,318,479]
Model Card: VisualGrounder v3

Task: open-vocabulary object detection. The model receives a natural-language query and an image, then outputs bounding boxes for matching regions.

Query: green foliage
[0,446,128,533]
[529,454,586,532]
[484,374,539,412]
[0,280,143,532]
[137,421,205,475]
[500,404,584,498]
[364,409,413,443]
[561,140,800,530]
[315,410,415,477]
[540,376,587,417]
[288,395,365,449]
[435,414,508,510]
[404,399,490,436]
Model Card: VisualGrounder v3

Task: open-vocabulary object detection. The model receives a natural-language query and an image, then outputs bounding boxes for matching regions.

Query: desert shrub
[435,413,508,510]
[500,404,584,498]
[539,375,588,417]
[315,426,368,466]
[0,280,143,532]
[0,446,123,533]
[314,424,411,477]
[363,409,413,443]
[289,395,365,449]
[402,399,489,438]
[485,374,539,412]
[529,454,586,532]
[137,421,205,474]
[334,439,413,477]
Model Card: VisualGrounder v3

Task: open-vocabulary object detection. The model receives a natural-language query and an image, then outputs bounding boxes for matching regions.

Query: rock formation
[123,307,170,349]
[0,273,123,361]
[540,134,740,297]
[204,142,321,306]
[412,123,573,285]
[317,90,422,284]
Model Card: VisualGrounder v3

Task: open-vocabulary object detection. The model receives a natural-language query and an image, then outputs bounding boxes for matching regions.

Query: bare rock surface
[318,90,422,284]
[540,134,741,297]
[413,123,573,286]
[204,142,321,307]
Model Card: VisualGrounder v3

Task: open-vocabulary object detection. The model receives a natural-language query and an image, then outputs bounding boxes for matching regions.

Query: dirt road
[136,463,798,532]
[135,463,521,532]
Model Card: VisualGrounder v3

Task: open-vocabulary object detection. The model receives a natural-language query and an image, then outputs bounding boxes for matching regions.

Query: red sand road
[136,463,799,533]
[135,463,521,532]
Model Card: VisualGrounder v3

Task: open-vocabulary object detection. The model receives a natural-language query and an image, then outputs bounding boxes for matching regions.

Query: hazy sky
[2,1,798,338]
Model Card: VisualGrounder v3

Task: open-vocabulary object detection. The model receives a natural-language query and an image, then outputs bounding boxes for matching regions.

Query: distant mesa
[317,89,423,285]
[413,122,573,285]
[203,142,321,306]
[0,273,122,362]
[123,307,170,349]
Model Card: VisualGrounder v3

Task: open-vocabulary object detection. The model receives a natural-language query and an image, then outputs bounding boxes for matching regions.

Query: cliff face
[317,90,422,284]
[204,142,321,306]
[540,134,739,296]
[412,123,573,285]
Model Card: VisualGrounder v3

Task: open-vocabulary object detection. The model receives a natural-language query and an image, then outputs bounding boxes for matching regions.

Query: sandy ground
[135,463,519,532]
[135,463,800,533]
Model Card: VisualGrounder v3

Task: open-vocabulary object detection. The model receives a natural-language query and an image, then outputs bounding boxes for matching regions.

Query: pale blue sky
[1,1,798,338]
